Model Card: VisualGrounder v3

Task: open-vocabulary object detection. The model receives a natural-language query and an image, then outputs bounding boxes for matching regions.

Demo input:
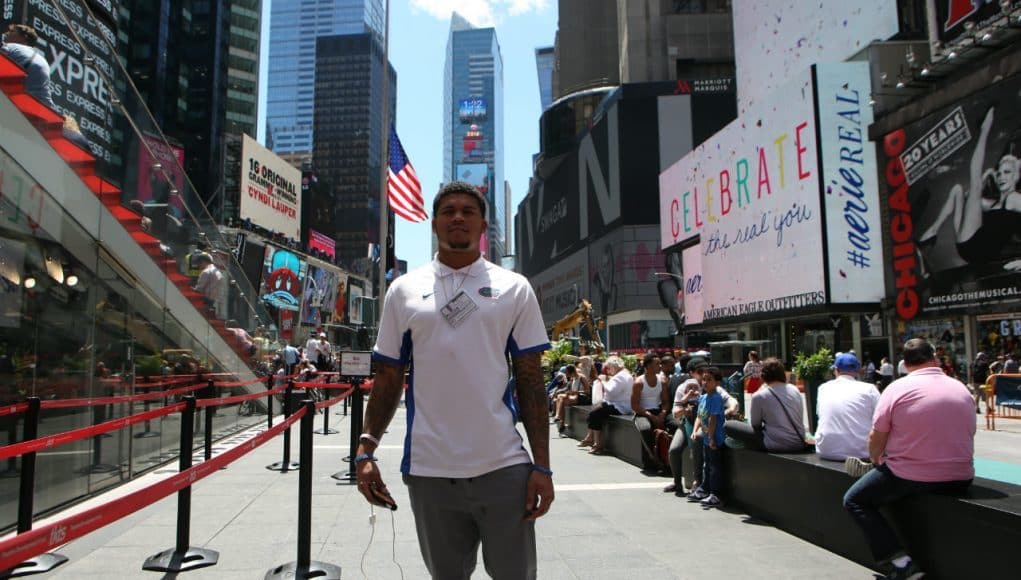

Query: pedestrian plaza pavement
[19,403,1019,579]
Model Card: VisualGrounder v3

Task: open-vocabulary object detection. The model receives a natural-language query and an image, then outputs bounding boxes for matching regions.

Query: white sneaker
[700,493,722,507]
[845,457,874,478]
[687,488,708,501]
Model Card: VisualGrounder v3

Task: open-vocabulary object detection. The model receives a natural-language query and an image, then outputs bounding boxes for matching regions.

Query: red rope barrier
[195,385,288,409]
[314,387,355,411]
[0,403,29,418]
[0,407,307,570]
[39,382,208,410]
[211,376,275,388]
[0,403,185,461]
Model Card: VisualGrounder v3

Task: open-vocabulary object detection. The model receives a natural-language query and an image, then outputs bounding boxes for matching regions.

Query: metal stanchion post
[332,378,363,483]
[0,398,68,578]
[84,403,117,474]
[0,414,20,478]
[266,401,341,579]
[267,381,299,472]
[314,378,338,436]
[143,397,219,572]
[204,400,214,462]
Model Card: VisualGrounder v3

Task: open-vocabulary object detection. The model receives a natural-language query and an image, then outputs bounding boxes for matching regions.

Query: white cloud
[409,0,549,26]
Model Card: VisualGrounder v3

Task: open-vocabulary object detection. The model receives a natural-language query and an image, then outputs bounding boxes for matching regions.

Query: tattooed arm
[355,359,406,505]
[513,351,554,520]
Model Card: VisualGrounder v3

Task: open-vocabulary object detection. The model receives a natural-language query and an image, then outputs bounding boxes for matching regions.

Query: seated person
[553,364,591,434]
[225,320,257,357]
[725,357,808,452]
[815,353,880,474]
[546,367,568,412]
[631,353,671,471]
[663,356,706,495]
[578,356,632,454]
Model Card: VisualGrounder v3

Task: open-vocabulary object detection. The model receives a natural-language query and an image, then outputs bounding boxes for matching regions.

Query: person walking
[353,182,552,580]
[843,339,975,580]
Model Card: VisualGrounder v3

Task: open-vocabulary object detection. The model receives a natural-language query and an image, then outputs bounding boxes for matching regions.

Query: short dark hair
[8,24,38,46]
[704,366,723,383]
[432,181,487,217]
[902,339,936,366]
[642,353,660,366]
[761,357,787,383]
[565,364,576,375]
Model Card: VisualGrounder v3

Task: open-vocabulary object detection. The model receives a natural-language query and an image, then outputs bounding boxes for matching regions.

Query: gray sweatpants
[403,463,536,580]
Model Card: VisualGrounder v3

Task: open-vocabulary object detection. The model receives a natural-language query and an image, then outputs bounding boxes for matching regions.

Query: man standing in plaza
[843,339,975,580]
[354,182,552,580]
[814,353,880,475]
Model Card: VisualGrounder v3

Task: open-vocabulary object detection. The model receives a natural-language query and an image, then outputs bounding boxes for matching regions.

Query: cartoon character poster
[260,245,306,312]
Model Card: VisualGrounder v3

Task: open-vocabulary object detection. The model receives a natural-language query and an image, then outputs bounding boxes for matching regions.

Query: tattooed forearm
[362,360,406,444]
[513,352,550,467]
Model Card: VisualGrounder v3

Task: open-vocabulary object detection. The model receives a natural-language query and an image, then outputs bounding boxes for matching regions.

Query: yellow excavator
[549,299,605,356]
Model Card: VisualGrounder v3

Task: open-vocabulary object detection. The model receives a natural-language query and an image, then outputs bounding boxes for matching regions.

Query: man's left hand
[524,470,554,521]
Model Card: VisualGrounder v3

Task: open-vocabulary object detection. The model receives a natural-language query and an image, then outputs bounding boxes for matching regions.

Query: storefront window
[894,318,967,380]
[975,315,1021,360]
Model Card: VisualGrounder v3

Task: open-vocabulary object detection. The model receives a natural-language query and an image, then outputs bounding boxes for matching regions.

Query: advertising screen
[240,134,301,239]
[880,72,1021,321]
[260,245,306,312]
[458,97,487,123]
[308,229,335,261]
[659,69,825,322]
[2,0,120,167]
[733,0,897,115]
[682,244,704,327]
[300,265,340,326]
[136,134,185,218]
[348,278,364,325]
[531,247,588,324]
[816,62,884,303]
[455,163,489,195]
[588,226,665,317]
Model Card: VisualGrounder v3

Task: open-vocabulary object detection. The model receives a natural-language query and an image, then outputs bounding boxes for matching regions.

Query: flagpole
[377,0,391,325]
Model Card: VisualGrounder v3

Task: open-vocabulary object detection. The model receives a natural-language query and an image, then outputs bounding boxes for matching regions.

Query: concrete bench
[562,407,1021,578]
[720,447,1021,578]
[563,405,646,468]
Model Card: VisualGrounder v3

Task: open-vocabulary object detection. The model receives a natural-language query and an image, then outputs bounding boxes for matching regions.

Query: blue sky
[258,0,558,271]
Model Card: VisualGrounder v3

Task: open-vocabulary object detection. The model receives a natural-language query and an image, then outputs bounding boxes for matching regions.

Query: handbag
[766,386,814,450]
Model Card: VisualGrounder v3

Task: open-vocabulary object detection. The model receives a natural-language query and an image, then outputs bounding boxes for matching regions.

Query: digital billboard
[659,69,826,322]
[331,272,348,326]
[588,226,666,317]
[348,278,364,325]
[260,245,306,312]
[880,72,1021,321]
[682,244,704,327]
[531,247,587,324]
[2,0,121,167]
[458,97,487,123]
[816,62,884,304]
[240,134,301,240]
[733,0,898,115]
[308,229,335,261]
[300,265,340,326]
[455,163,489,194]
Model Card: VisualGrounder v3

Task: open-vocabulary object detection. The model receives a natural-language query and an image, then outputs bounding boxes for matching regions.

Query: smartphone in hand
[369,483,398,511]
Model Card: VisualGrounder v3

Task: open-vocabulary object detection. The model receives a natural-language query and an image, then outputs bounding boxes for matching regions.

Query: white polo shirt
[373,256,550,478]
[815,374,880,461]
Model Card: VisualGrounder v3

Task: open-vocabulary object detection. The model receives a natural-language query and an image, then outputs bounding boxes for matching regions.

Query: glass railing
[0,0,280,530]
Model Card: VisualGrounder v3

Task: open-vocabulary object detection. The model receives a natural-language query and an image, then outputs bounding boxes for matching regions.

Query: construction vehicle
[549,299,605,356]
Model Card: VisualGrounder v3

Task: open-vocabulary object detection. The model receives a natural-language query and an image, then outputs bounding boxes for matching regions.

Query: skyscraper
[312,33,396,273]
[535,46,555,111]
[266,0,385,167]
[120,0,261,221]
[443,12,505,261]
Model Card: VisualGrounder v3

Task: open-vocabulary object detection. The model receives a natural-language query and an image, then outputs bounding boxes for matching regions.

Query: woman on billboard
[919,107,1021,271]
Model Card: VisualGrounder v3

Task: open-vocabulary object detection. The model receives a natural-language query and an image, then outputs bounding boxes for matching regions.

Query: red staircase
[0,53,254,362]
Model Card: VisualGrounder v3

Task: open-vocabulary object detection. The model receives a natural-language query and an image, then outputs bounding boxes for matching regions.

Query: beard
[445,239,472,250]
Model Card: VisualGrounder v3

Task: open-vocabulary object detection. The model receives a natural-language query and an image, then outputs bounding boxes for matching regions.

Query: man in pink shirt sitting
[842,339,975,580]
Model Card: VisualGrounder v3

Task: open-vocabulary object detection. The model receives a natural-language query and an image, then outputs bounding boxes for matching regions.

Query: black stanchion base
[341,455,351,463]
[266,461,300,472]
[133,430,161,439]
[330,470,358,484]
[265,561,342,580]
[314,428,338,435]
[0,553,68,578]
[142,547,219,572]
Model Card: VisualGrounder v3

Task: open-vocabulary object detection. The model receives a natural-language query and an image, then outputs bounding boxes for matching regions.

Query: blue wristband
[354,453,377,464]
[529,464,553,477]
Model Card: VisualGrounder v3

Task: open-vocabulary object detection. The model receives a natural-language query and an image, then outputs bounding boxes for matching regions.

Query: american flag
[388,126,428,223]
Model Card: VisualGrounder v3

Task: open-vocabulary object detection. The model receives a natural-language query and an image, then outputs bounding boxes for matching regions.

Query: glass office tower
[443,13,505,261]
[266,0,385,166]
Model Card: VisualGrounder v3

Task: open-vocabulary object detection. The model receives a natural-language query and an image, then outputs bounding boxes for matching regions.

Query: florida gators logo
[478,287,500,298]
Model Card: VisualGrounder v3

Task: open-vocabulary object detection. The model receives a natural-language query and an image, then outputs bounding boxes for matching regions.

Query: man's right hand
[355,457,391,507]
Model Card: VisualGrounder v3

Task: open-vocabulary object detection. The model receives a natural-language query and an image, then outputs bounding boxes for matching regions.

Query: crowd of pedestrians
[547,338,978,580]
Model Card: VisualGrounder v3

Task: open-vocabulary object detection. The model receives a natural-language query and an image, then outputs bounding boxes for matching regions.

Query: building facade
[312,33,396,275]
[265,0,384,165]
[535,46,555,111]
[443,13,505,261]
